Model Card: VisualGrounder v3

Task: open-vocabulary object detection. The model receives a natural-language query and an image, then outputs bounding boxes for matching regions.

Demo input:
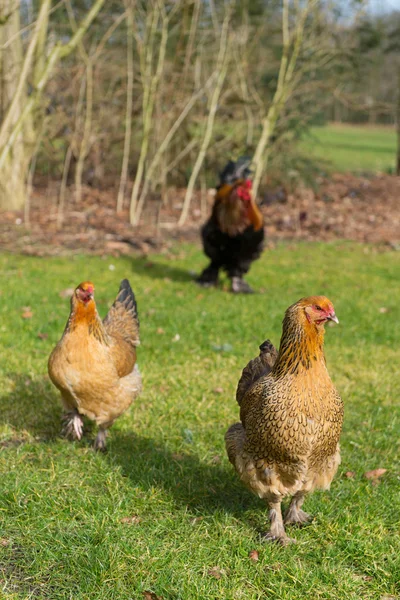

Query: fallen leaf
[37,332,48,340]
[213,387,224,394]
[21,307,33,319]
[364,468,387,480]
[249,550,259,562]
[379,307,389,313]
[380,596,397,600]
[0,538,10,547]
[59,288,74,298]
[172,333,180,342]
[120,515,141,525]
[345,471,355,479]
[142,592,162,600]
[108,264,116,271]
[190,516,203,525]
[156,328,165,334]
[362,575,373,581]
[208,566,224,579]
[172,453,184,461]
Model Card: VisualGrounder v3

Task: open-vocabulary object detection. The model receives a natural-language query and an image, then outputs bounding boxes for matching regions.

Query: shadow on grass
[108,430,260,520]
[0,374,260,522]
[129,255,197,284]
[0,373,62,441]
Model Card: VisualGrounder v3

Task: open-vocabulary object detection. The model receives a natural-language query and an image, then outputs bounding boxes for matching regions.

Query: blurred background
[0,0,399,248]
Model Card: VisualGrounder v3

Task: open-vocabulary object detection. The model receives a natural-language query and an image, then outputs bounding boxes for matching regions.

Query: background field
[0,243,399,599]
[300,124,397,174]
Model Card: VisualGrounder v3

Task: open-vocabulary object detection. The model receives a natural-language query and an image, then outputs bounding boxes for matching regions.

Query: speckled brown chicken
[225,296,343,545]
[48,279,141,451]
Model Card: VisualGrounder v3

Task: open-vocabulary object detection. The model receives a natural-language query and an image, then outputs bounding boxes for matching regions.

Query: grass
[0,242,399,600]
[300,123,397,174]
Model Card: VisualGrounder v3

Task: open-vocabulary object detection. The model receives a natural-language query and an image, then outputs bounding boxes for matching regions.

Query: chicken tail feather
[236,339,277,405]
[103,279,140,346]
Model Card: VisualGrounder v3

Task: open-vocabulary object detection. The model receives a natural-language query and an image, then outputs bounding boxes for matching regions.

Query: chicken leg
[196,261,220,287]
[94,426,108,452]
[262,501,296,546]
[62,410,84,441]
[284,492,313,526]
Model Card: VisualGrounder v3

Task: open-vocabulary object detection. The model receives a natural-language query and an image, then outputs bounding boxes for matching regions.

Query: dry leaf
[0,538,10,547]
[345,471,355,479]
[21,307,33,319]
[362,575,373,581]
[208,566,224,579]
[364,468,387,480]
[120,515,141,525]
[213,387,224,394]
[37,332,48,340]
[172,333,180,342]
[172,453,184,461]
[142,591,162,600]
[379,307,389,314]
[59,288,74,298]
[156,328,165,335]
[249,550,259,562]
[190,517,203,525]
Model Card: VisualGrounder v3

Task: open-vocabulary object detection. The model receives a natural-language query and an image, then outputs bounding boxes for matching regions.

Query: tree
[0,0,106,211]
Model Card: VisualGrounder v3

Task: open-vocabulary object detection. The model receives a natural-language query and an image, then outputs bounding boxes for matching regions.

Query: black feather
[117,279,139,326]
[219,157,252,186]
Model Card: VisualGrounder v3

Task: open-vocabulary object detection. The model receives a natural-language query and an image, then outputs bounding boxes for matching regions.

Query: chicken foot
[62,410,84,441]
[262,501,296,546]
[284,492,313,526]
[196,262,220,287]
[231,276,254,294]
[94,427,108,452]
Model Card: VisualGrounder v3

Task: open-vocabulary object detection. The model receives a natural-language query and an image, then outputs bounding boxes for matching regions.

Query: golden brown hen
[48,279,141,451]
[225,296,343,545]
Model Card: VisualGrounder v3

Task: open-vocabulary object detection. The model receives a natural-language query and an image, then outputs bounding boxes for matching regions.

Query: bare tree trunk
[130,2,170,225]
[178,6,231,226]
[117,1,134,213]
[397,68,400,176]
[75,61,93,203]
[0,0,45,210]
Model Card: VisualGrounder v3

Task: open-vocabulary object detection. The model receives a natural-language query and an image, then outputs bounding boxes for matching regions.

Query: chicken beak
[328,313,339,324]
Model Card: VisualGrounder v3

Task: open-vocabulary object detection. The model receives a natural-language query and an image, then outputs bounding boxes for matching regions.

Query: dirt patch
[0,173,399,256]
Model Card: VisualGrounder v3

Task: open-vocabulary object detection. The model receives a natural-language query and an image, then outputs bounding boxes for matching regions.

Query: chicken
[197,157,264,294]
[225,296,343,545]
[48,279,142,451]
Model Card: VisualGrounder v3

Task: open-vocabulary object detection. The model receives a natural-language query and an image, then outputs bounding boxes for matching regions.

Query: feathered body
[225,296,343,544]
[48,279,141,450]
[197,158,264,293]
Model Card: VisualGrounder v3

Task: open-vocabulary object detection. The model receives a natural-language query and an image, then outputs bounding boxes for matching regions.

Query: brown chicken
[225,296,343,545]
[48,279,141,451]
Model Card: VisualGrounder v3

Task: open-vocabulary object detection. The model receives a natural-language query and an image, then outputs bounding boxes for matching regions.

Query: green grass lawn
[0,242,399,599]
[300,123,397,174]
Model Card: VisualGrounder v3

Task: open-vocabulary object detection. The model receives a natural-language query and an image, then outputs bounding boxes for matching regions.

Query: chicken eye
[315,305,322,311]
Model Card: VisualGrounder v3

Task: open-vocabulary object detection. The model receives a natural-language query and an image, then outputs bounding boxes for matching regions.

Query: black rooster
[197,158,264,293]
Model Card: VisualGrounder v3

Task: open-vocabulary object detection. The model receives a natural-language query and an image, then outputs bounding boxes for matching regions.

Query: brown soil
[0,173,399,257]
